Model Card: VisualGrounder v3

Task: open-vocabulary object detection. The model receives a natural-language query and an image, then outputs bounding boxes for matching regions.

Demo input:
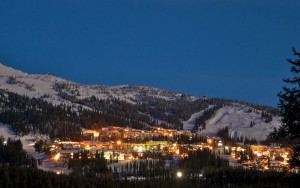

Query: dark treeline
[1,148,300,188]
[202,167,300,188]
[68,148,300,187]
[1,165,298,188]
[0,89,147,140]
[0,136,36,167]
[176,149,300,187]
[178,148,230,171]
[68,150,172,178]
[0,89,211,140]
[0,89,82,139]
[113,159,169,178]
[68,150,108,177]
[0,165,178,188]
[0,87,277,141]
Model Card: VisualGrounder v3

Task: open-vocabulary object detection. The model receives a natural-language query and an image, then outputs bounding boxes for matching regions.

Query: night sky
[0,0,300,107]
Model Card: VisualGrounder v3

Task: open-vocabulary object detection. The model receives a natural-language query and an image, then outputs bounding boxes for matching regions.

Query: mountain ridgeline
[0,64,279,140]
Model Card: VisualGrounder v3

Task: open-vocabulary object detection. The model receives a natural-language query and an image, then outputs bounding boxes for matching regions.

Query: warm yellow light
[93,132,99,137]
[117,140,121,145]
[177,171,183,178]
[54,153,60,160]
[138,146,143,152]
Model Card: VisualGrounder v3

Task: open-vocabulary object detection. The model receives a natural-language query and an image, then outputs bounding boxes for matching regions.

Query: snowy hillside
[0,63,281,139]
[0,123,37,154]
[197,104,281,141]
[0,63,194,107]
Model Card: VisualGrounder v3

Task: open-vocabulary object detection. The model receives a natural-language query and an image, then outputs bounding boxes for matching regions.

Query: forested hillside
[0,64,280,141]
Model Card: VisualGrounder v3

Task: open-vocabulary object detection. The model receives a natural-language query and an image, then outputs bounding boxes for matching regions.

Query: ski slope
[182,106,215,131]
[198,104,281,141]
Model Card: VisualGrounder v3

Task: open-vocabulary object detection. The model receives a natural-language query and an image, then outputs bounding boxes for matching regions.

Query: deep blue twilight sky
[0,0,300,107]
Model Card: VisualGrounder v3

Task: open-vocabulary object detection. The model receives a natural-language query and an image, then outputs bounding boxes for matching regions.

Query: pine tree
[270,48,300,168]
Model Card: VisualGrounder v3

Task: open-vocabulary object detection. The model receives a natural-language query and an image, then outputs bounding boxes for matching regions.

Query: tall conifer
[271,48,300,168]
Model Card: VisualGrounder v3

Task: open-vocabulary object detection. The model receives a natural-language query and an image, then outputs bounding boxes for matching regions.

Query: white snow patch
[0,123,71,174]
[198,104,281,141]
[0,123,18,140]
[183,111,205,131]
[182,106,214,131]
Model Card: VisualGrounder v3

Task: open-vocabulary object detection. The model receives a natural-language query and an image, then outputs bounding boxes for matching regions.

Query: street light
[176,171,183,178]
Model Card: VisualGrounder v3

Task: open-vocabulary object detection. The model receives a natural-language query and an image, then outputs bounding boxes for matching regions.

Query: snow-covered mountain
[0,63,281,140]
[0,63,195,106]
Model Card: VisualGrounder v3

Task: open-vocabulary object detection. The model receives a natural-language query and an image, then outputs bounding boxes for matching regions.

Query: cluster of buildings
[241,145,291,170]
[45,127,293,172]
[82,126,194,141]
[48,127,195,163]
[205,137,292,171]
